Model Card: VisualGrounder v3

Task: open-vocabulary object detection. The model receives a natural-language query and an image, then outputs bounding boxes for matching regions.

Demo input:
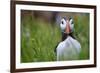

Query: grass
[74,14,90,60]
[21,13,89,63]
[21,16,61,62]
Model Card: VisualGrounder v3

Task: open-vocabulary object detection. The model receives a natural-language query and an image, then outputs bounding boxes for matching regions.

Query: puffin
[56,17,81,61]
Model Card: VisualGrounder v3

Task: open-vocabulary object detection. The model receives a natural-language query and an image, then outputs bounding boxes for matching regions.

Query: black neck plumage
[61,32,75,41]
[54,32,76,53]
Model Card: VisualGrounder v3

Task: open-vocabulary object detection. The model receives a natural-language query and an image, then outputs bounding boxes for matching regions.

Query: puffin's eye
[70,18,74,24]
[71,21,74,24]
[61,21,64,24]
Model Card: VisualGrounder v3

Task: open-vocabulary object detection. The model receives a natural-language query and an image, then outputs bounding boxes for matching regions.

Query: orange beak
[65,20,70,34]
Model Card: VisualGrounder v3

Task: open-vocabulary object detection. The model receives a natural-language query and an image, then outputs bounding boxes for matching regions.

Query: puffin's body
[57,36,81,60]
[56,17,81,61]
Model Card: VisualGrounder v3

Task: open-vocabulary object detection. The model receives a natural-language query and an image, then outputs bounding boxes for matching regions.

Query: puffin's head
[60,17,74,34]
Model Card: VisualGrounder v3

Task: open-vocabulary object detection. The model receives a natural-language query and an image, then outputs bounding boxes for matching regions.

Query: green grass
[21,13,89,63]
[21,16,61,62]
[74,14,90,60]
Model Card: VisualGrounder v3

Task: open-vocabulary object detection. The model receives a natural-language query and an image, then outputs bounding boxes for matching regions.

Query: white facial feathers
[60,18,67,31]
[69,18,74,32]
[60,17,74,33]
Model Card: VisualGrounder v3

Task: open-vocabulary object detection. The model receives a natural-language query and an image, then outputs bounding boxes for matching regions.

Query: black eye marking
[61,21,64,24]
[71,21,74,24]
[69,18,74,24]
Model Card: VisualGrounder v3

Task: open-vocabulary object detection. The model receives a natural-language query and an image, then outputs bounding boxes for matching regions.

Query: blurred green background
[21,10,89,63]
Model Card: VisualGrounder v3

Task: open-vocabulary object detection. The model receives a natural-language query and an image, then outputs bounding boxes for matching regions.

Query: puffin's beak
[65,20,70,34]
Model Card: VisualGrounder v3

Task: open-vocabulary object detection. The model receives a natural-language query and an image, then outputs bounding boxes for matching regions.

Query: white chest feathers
[56,36,81,61]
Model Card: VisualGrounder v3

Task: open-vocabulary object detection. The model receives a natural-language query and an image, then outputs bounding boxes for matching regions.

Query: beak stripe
[66,20,70,33]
